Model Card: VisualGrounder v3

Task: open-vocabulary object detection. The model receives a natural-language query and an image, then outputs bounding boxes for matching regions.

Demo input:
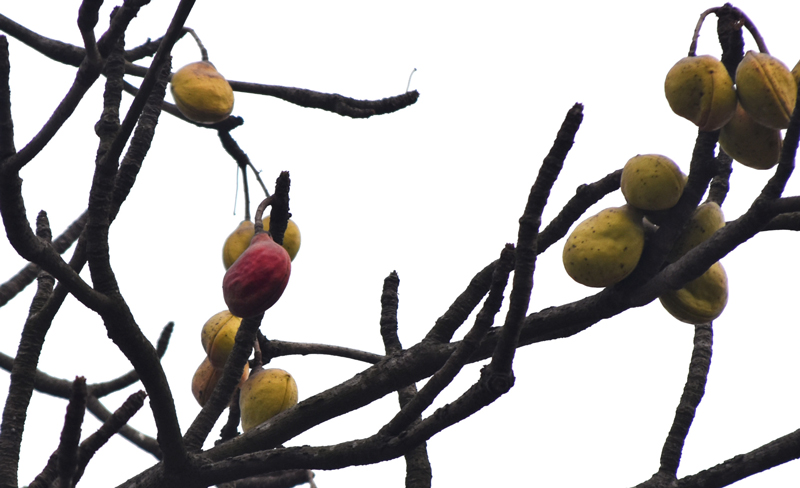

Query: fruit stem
[183,27,209,62]
[253,196,275,235]
[688,6,768,56]
[241,163,251,221]
[252,336,264,371]
[734,8,768,54]
[689,7,720,57]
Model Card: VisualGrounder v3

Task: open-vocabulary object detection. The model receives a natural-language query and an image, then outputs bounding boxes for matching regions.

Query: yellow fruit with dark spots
[621,154,686,211]
[170,61,234,124]
[735,51,797,130]
[239,368,298,432]
[667,202,725,262]
[562,205,645,287]
[719,103,782,170]
[664,55,737,131]
[200,310,243,368]
[660,261,728,324]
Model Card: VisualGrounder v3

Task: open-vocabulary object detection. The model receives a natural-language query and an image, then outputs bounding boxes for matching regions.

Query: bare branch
[659,324,713,477]
[57,377,87,488]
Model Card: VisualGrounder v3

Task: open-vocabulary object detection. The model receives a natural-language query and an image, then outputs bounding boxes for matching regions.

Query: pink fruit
[222,232,291,318]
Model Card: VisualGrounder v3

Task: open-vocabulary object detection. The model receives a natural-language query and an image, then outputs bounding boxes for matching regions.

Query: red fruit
[222,233,291,317]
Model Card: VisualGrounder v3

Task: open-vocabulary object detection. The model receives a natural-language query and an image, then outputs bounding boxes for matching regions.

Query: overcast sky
[1,1,799,487]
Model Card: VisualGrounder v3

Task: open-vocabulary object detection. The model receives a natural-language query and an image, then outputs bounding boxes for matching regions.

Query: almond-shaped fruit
[239,367,298,432]
[659,261,728,324]
[667,202,725,262]
[191,357,249,407]
[223,218,301,269]
[735,51,797,130]
[621,154,686,211]
[562,205,645,287]
[170,61,234,124]
[223,232,291,318]
[719,103,782,170]
[664,55,737,131]
[200,310,243,368]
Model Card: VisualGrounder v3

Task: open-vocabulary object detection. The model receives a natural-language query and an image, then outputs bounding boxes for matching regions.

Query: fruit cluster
[562,154,728,324]
[665,52,799,169]
[191,210,301,431]
[169,31,306,437]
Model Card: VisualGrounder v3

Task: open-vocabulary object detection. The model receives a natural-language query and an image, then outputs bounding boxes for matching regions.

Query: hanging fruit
[222,197,292,318]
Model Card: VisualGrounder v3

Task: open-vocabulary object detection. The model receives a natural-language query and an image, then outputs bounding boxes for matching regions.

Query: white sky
[1,1,799,487]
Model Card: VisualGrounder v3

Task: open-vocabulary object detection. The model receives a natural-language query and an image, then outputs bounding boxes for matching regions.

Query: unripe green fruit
[667,202,725,262]
[191,357,249,407]
[562,205,645,287]
[222,218,302,270]
[170,61,234,124]
[660,261,728,324]
[239,368,298,432]
[735,51,797,130]
[200,310,243,368]
[621,154,686,211]
[719,103,782,170]
[664,55,737,131]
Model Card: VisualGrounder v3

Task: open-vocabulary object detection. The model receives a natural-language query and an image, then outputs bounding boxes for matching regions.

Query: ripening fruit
[660,261,728,324]
[170,61,234,124]
[664,55,737,131]
[201,310,243,368]
[621,154,686,211]
[264,217,301,261]
[792,58,800,86]
[719,104,782,170]
[667,202,725,262]
[223,232,292,318]
[223,219,301,269]
[191,357,249,407]
[239,368,298,432]
[735,51,797,130]
[562,205,646,287]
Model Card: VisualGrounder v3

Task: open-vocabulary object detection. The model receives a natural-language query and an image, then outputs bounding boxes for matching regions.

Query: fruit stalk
[182,27,209,62]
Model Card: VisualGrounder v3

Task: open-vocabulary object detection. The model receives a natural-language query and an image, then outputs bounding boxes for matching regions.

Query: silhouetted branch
[0,211,88,308]
[87,395,161,459]
[677,428,800,488]
[57,377,87,488]
[659,324,713,476]
[377,271,432,488]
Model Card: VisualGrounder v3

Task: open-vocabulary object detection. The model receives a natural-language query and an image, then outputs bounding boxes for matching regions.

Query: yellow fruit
[170,61,234,124]
[667,202,725,262]
[735,51,797,130]
[264,217,301,261]
[659,261,728,324]
[719,103,782,170]
[223,220,255,269]
[222,218,301,269]
[201,310,243,368]
[191,357,249,407]
[621,154,686,211]
[239,368,298,432]
[664,55,737,131]
[792,58,800,86]
[562,205,645,287]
